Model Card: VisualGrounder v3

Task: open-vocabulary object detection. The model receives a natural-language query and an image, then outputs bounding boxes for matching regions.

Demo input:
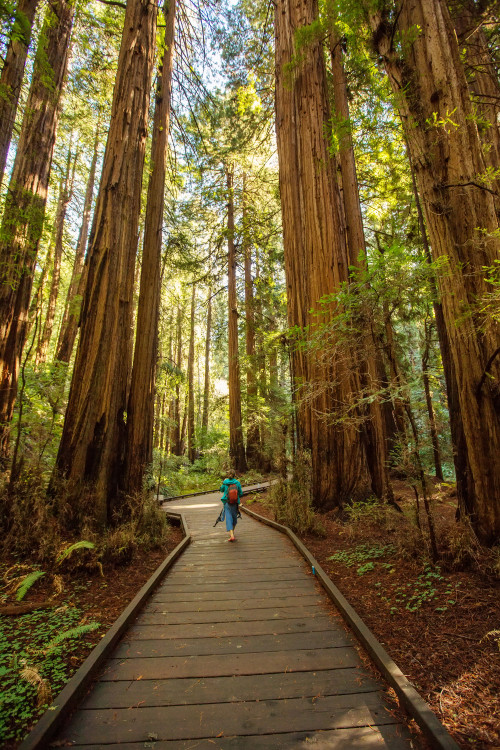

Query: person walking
[220,470,242,541]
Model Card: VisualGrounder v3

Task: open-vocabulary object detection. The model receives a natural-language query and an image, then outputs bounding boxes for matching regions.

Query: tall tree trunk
[243,178,260,468]
[451,2,500,199]
[275,0,367,510]
[227,167,247,472]
[53,0,157,525]
[366,0,500,542]
[0,0,75,462]
[124,0,176,494]
[179,390,188,456]
[422,317,444,481]
[0,0,39,187]
[37,142,77,365]
[172,304,183,455]
[329,30,392,501]
[201,287,212,441]
[56,121,100,364]
[407,134,472,506]
[187,284,196,463]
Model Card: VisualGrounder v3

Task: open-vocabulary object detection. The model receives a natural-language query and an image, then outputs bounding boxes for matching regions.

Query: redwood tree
[227,167,247,472]
[124,0,176,493]
[55,122,101,364]
[275,0,367,509]
[54,0,157,525]
[366,0,500,542]
[0,0,39,187]
[0,0,75,461]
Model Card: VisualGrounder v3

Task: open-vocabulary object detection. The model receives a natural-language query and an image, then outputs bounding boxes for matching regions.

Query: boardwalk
[52,491,414,749]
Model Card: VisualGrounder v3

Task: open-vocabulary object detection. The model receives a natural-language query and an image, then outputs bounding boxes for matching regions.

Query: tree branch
[477,347,500,395]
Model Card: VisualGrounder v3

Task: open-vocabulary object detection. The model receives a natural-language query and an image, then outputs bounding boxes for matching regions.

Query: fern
[55,540,95,566]
[43,622,100,653]
[15,571,45,601]
[482,629,500,651]
[19,663,53,707]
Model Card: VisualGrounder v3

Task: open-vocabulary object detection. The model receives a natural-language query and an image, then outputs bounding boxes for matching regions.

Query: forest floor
[246,481,500,750]
[0,522,184,748]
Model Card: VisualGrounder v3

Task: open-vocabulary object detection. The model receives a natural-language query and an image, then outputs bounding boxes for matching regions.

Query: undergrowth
[0,470,170,567]
[268,450,325,536]
[0,600,101,743]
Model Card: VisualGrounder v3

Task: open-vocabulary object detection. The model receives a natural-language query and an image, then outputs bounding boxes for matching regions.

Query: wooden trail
[52,491,414,749]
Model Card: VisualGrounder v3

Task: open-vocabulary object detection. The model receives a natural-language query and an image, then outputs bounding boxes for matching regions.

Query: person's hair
[228,470,236,479]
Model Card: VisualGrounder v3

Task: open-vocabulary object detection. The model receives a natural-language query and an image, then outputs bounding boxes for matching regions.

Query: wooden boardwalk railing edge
[18,510,191,750]
[242,506,460,750]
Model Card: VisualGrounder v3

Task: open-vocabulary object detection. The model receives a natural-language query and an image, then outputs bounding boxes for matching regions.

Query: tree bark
[366,0,500,542]
[227,167,247,472]
[275,0,367,510]
[451,2,500,200]
[0,0,39,187]
[0,0,75,462]
[187,284,196,463]
[124,0,176,494]
[53,0,157,525]
[56,122,100,364]
[171,304,183,455]
[37,142,77,365]
[201,287,212,441]
[422,317,444,481]
[243,178,260,468]
[329,30,393,502]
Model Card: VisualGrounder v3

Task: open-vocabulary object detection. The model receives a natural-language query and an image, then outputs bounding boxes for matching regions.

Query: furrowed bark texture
[451,2,500,200]
[124,0,176,493]
[330,31,392,502]
[54,0,157,524]
[227,168,247,472]
[0,0,75,461]
[275,0,367,510]
[367,0,500,542]
[0,0,39,187]
[56,123,100,364]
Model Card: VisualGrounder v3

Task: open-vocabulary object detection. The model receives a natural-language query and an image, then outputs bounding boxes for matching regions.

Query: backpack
[227,483,239,505]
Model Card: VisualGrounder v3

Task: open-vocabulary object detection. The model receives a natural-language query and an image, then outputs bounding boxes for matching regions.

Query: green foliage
[370,563,462,615]
[0,602,102,742]
[327,542,396,568]
[15,571,46,602]
[43,622,100,653]
[55,540,95,566]
[268,451,324,535]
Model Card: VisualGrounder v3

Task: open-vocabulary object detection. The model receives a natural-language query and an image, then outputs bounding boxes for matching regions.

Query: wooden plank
[146,594,321,613]
[57,693,394,744]
[242,507,461,750]
[17,529,192,750]
[129,615,335,639]
[157,580,316,595]
[61,724,413,750]
[136,605,323,625]
[167,570,304,587]
[151,586,316,603]
[101,647,362,680]
[114,630,353,658]
[81,668,379,709]
[172,560,305,572]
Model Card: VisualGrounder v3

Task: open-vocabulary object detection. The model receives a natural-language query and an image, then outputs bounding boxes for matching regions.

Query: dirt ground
[245,481,500,750]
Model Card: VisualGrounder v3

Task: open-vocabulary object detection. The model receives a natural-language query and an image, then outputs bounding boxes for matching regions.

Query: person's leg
[225,505,235,540]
